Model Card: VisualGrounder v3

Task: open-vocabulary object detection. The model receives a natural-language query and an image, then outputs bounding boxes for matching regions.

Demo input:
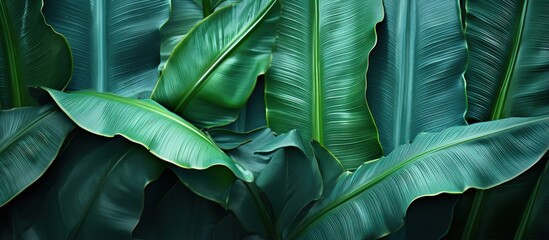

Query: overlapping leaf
[265,0,383,170]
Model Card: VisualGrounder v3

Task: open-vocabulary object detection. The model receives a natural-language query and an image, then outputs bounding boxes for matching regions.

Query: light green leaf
[287,116,549,239]
[265,0,383,170]
[152,0,279,128]
[42,0,169,98]
[465,0,549,121]
[0,104,74,206]
[367,0,467,153]
[46,89,253,183]
[0,0,71,108]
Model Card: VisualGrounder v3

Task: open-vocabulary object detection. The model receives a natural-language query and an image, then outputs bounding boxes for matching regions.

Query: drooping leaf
[0,104,74,206]
[152,0,279,128]
[42,0,169,98]
[159,0,240,71]
[465,0,549,121]
[0,0,71,108]
[286,116,549,239]
[265,0,383,170]
[46,89,253,184]
[16,136,164,239]
[367,0,467,153]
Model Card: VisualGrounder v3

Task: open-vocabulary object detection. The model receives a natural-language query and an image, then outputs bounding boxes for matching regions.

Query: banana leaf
[45,89,253,186]
[42,0,169,98]
[152,0,279,128]
[0,104,74,206]
[285,116,549,239]
[224,76,267,132]
[265,0,384,170]
[0,0,71,108]
[367,0,467,153]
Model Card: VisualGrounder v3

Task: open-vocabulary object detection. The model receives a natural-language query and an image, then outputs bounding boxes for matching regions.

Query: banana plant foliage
[0,104,74,206]
[0,0,72,108]
[367,0,467,153]
[42,0,169,98]
[286,116,549,239]
[265,0,383,170]
[465,0,549,121]
[45,89,253,185]
[152,0,279,128]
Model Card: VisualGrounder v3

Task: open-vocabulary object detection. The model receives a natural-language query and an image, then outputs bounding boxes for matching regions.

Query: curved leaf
[42,0,169,98]
[152,0,279,128]
[46,89,253,183]
[0,104,74,206]
[19,137,164,239]
[265,0,383,170]
[465,0,549,121]
[0,0,71,108]
[367,0,467,153]
[287,116,549,239]
[159,0,240,71]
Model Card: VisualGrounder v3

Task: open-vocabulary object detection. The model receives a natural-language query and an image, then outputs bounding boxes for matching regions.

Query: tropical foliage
[1,0,548,239]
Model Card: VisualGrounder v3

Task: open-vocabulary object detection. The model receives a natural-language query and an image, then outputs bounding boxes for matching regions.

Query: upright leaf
[0,0,71,108]
[0,104,74,206]
[265,0,384,169]
[367,0,467,153]
[152,0,279,128]
[287,116,549,239]
[43,0,169,98]
[46,89,253,184]
[465,0,549,121]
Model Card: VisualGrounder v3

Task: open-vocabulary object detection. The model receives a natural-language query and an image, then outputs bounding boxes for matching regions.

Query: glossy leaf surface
[367,0,467,153]
[265,0,383,169]
[46,89,253,182]
[0,0,71,108]
[288,116,549,239]
[43,0,169,98]
[152,0,279,128]
[0,104,74,206]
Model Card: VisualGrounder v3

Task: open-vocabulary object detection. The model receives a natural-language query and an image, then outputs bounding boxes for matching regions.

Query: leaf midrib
[169,0,277,113]
[0,0,22,107]
[94,0,107,92]
[290,117,546,238]
[311,0,322,143]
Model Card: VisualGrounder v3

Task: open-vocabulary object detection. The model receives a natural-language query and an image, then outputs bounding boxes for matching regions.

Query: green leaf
[367,0,467,153]
[152,0,279,128]
[265,0,383,170]
[45,89,253,183]
[0,0,71,108]
[159,0,240,71]
[287,116,549,239]
[224,77,267,132]
[465,0,549,121]
[42,0,169,98]
[0,104,74,206]
[17,136,164,239]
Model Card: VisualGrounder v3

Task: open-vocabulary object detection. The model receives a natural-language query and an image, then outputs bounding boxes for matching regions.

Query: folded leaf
[367,0,467,153]
[265,0,383,169]
[43,0,169,98]
[287,116,549,239]
[0,104,74,206]
[46,89,253,183]
[0,0,71,108]
[152,0,279,128]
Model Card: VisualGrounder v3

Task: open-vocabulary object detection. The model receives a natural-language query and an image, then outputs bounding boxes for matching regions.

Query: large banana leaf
[285,116,549,239]
[42,0,169,98]
[152,0,279,128]
[0,104,74,206]
[46,89,253,184]
[0,0,71,108]
[159,0,240,70]
[14,136,164,239]
[366,0,467,153]
[265,0,384,170]
[465,0,549,121]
